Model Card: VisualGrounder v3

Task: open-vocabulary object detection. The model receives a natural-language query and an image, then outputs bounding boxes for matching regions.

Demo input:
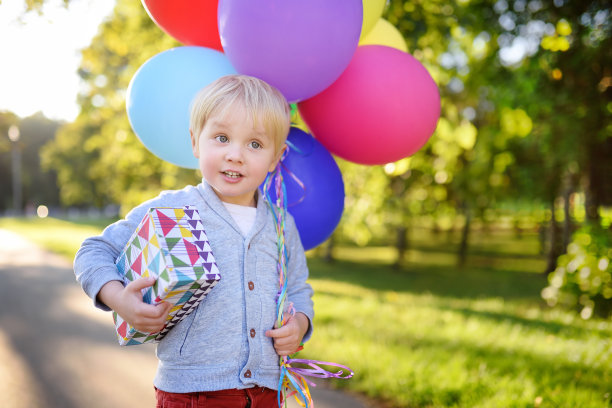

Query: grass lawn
[0,216,116,260]
[2,217,610,407]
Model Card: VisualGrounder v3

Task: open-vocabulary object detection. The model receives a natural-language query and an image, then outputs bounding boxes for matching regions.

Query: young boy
[74,75,314,407]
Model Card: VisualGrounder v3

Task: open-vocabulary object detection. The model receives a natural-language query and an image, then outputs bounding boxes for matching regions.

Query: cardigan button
[244,370,252,378]
[248,281,255,290]
[250,328,256,338]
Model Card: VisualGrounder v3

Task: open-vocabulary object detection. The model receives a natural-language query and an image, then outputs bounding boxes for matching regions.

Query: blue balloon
[262,127,345,250]
[126,46,237,168]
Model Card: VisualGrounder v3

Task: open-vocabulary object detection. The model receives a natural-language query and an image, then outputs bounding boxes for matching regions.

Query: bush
[542,224,612,319]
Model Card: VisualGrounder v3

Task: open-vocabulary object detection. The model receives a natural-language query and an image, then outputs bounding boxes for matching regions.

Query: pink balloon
[298,45,440,165]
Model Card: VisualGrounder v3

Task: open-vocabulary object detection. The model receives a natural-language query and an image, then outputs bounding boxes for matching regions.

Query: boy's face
[191,104,285,207]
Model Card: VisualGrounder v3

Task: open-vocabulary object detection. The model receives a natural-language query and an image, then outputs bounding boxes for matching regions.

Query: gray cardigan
[73,181,314,392]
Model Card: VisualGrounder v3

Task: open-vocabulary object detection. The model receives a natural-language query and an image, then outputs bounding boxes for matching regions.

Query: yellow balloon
[361,0,387,40]
[359,18,408,53]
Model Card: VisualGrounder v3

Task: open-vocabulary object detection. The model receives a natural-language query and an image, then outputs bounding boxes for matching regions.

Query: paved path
[0,229,372,408]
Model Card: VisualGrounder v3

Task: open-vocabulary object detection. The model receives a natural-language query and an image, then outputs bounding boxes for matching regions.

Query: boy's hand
[265,312,310,357]
[99,278,172,333]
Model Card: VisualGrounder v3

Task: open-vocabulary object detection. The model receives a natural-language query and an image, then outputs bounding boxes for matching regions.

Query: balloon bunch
[126,0,440,251]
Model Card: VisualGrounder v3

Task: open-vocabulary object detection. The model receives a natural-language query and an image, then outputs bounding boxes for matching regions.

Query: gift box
[112,205,221,345]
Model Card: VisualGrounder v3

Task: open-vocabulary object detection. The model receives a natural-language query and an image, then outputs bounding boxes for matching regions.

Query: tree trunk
[538,221,547,255]
[324,234,334,263]
[583,137,612,223]
[545,199,562,274]
[584,173,601,224]
[394,225,408,269]
[458,205,471,268]
[562,179,573,250]
[514,218,523,239]
[445,226,455,244]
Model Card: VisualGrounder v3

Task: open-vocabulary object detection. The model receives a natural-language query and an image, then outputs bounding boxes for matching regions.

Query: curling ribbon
[263,158,353,408]
[280,140,307,208]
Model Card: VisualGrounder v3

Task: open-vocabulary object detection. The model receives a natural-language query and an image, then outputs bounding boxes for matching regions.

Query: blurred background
[0,0,611,407]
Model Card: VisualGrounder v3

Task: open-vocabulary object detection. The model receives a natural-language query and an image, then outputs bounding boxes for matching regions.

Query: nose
[225,145,244,163]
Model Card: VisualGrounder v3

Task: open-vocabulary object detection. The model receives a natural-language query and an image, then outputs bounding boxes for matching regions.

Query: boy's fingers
[159,301,173,318]
[126,277,155,292]
[267,333,299,351]
[266,325,290,338]
[275,346,297,357]
[273,339,294,350]
[134,304,159,319]
[266,319,299,337]
[133,322,164,334]
[132,307,170,332]
[136,301,169,319]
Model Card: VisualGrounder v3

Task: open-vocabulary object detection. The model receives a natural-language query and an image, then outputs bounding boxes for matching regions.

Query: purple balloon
[218,0,362,102]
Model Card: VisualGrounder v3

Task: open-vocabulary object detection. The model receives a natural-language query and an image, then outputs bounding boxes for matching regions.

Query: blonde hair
[190,74,291,154]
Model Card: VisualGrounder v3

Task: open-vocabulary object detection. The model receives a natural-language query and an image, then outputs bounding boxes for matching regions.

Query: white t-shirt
[222,202,257,236]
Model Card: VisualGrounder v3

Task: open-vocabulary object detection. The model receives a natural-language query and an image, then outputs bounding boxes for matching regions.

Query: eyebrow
[207,117,231,129]
[208,118,270,139]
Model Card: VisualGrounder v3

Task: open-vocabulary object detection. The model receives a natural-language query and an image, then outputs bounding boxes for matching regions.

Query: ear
[268,143,287,172]
[190,129,199,158]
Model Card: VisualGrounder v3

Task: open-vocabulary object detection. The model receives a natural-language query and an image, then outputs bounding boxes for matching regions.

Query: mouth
[222,170,243,179]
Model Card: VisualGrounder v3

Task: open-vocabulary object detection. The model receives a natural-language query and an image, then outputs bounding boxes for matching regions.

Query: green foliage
[0,112,62,211]
[333,0,611,259]
[35,0,611,246]
[542,224,612,319]
[22,0,69,13]
[334,161,390,246]
[40,0,199,213]
[0,111,19,210]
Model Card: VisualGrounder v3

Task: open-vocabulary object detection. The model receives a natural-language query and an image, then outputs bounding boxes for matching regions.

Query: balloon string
[263,162,353,408]
[280,141,307,208]
[285,359,354,379]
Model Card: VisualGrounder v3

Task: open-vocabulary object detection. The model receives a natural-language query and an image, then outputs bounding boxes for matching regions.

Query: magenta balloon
[298,45,441,165]
[218,0,362,103]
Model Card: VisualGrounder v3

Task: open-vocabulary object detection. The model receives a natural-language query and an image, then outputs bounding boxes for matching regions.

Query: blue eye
[215,135,228,143]
[250,141,262,149]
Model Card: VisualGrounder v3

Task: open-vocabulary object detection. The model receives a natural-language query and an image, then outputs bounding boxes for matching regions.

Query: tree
[0,111,20,212]
[37,0,610,286]
[0,111,61,212]
[374,0,611,272]
[41,0,199,213]
[381,0,519,266]
[495,0,612,271]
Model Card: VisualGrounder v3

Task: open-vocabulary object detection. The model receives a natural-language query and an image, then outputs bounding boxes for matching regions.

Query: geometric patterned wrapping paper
[112,205,221,346]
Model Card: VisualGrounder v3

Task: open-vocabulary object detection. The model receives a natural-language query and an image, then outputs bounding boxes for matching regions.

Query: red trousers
[155,386,279,408]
